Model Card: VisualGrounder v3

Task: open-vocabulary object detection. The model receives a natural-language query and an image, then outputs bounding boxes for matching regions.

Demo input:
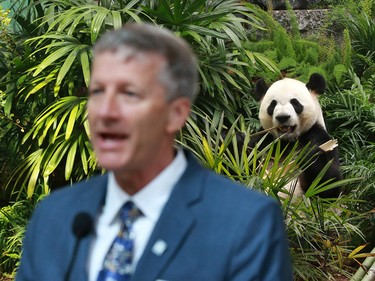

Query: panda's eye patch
[290,98,303,114]
[267,100,277,116]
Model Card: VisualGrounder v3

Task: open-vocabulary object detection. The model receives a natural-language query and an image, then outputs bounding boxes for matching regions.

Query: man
[16,23,293,281]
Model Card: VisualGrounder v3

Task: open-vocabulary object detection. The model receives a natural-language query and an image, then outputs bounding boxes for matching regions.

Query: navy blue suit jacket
[16,152,293,281]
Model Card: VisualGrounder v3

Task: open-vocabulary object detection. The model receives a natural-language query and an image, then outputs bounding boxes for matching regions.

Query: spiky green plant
[178,110,367,281]
[332,0,375,79]
[245,4,347,84]
[322,72,375,254]
[0,198,36,277]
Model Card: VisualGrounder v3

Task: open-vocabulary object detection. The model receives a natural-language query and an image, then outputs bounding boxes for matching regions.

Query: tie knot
[120,201,142,223]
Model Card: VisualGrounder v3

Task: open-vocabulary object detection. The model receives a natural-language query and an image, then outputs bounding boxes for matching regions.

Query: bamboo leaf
[221,25,241,47]
[27,69,58,98]
[185,24,227,40]
[56,47,80,86]
[65,140,78,180]
[44,141,70,177]
[202,137,214,167]
[27,157,42,198]
[80,48,91,87]
[33,45,76,77]
[111,10,122,29]
[91,8,110,43]
[24,149,44,198]
[66,104,79,140]
[80,138,88,175]
[68,9,94,36]
[53,110,70,143]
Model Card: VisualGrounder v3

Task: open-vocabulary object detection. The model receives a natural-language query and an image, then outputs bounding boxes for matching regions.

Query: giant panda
[249,73,342,198]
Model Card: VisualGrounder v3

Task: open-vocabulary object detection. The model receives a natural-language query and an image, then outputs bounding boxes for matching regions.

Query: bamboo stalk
[249,126,279,137]
[361,261,375,281]
[351,246,375,281]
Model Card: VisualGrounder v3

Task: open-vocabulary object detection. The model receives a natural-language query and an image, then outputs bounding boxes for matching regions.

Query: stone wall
[248,1,334,36]
[273,9,329,36]
[249,0,327,10]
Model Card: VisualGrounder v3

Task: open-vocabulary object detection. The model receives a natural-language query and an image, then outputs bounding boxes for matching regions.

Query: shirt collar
[103,149,187,225]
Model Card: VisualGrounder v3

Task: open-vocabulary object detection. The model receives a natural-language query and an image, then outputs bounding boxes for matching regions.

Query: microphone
[64,212,93,281]
[72,212,93,238]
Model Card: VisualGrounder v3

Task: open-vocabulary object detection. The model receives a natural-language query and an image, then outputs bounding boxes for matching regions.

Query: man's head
[88,24,198,191]
[93,23,198,102]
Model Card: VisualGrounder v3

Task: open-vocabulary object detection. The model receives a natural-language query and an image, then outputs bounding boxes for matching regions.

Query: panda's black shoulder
[299,123,332,146]
[249,131,275,150]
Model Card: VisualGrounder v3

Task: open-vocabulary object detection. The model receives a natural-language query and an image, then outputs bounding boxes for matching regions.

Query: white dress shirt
[87,149,187,281]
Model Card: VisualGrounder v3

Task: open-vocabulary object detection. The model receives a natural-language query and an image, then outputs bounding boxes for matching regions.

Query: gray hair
[93,23,199,102]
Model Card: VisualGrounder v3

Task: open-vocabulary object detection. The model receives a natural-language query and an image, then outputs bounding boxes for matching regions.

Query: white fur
[259,78,325,141]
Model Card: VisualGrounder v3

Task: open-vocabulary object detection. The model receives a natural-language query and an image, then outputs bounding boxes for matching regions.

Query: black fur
[254,78,268,101]
[306,73,326,94]
[298,124,342,197]
[247,125,342,198]
[290,98,304,114]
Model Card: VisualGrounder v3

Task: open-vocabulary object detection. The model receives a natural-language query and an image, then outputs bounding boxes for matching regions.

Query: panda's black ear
[306,73,326,94]
[254,78,268,101]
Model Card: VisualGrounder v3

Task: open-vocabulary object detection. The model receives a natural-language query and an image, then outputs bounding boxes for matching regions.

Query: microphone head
[72,212,93,238]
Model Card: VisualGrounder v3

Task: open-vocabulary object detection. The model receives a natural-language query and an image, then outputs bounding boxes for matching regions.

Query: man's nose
[99,92,120,118]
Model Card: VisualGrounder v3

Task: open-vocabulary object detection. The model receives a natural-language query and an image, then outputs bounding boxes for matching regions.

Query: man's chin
[96,156,127,171]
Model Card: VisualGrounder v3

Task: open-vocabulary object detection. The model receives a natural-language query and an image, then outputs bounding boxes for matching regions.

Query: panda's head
[254,73,326,140]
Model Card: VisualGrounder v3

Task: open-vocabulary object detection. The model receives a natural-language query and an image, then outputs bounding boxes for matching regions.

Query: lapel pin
[152,239,167,256]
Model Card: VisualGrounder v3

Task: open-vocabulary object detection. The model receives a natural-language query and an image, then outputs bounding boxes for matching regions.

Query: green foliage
[0,199,35,277]
[326,0,375,79]
[324,72,375,191]
[7,96,95,198]
[246,5,347,83]
[284,0,300,40]
[333,64,348,85]
[341,29,352,67]
[341,14,375,79]
[322,72,375,250]
[324,72,375,145]
[286,196,367,281]
[360,0,375,16]
[313,0,375,15]
[0,0,277,198]
[178,110,368,280]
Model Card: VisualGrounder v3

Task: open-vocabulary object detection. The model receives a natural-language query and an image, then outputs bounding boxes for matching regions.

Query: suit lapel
[70,175,108,281]
[133,153,205,281]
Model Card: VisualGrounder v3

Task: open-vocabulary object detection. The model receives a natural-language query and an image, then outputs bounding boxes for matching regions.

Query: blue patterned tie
[97,201,142,281]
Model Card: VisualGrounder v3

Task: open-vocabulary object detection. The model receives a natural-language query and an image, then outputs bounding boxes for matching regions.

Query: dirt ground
[331,274,350,281]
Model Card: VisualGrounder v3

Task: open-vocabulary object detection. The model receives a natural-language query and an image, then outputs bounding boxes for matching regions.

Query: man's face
[88,50,187,175]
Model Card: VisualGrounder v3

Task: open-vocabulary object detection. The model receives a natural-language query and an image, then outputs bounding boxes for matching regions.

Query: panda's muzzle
[276,114,290,123]
[277,125,296,133]
[275,115,296,133]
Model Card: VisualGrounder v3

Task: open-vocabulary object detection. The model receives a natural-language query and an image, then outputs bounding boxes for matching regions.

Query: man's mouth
[99,132,128,142]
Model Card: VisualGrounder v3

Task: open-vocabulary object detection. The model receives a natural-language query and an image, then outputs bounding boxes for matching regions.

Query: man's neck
[113,148,177,195]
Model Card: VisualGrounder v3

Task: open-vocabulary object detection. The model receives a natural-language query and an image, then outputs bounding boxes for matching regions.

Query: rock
[273,9,329,35]
[249,0,326,10]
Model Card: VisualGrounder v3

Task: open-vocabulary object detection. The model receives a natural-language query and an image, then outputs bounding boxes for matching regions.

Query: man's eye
[89,88,102,95]
[122,91,138,98]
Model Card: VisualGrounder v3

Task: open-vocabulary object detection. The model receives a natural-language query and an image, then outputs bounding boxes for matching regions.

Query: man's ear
[166,97,191,134]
